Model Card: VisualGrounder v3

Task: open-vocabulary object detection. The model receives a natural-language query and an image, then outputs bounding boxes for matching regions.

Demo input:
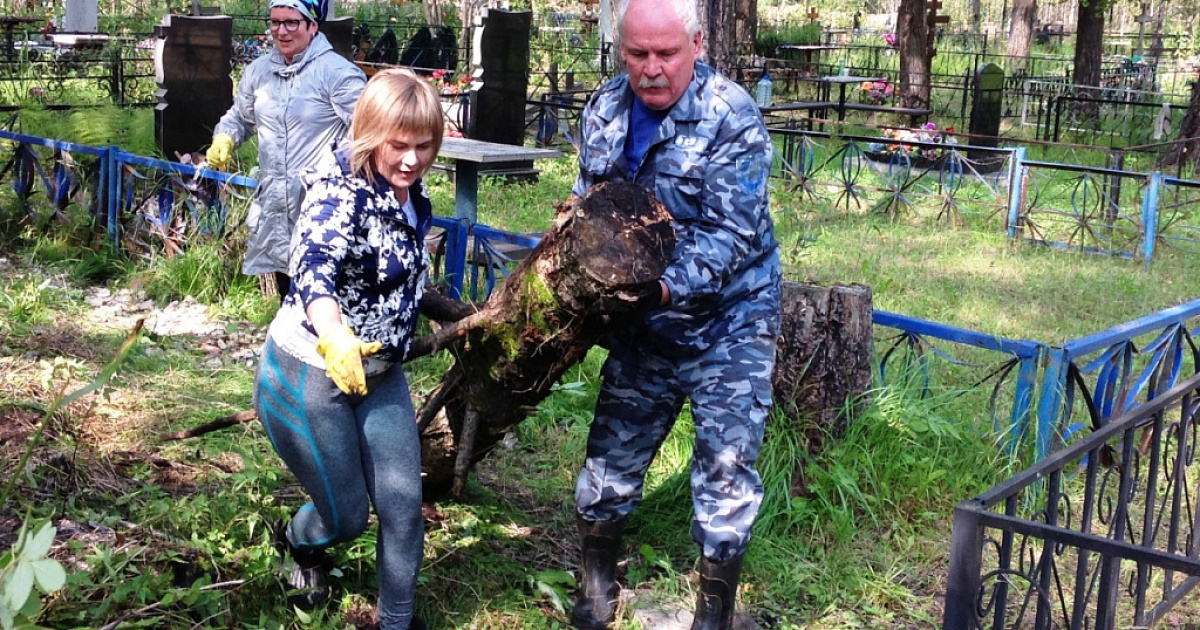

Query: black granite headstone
[322,16,356,61]
[468,9,530,147]
[154,15,233,159]
[968,63,1003,151]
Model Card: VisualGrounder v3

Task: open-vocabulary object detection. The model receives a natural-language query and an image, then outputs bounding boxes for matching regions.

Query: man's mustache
[638,77,670,89]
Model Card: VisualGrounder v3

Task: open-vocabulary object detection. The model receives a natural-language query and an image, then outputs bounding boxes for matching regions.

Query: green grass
[3,40,1200,625]
[3,150,1199,627]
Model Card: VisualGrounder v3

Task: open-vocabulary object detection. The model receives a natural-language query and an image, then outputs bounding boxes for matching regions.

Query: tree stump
[771,281,874,496]
[413,181,675,495]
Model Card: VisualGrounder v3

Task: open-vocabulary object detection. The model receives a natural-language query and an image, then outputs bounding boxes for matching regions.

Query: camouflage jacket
[573,61,781,356]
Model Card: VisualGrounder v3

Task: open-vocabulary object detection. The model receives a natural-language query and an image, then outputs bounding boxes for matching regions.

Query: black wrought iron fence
[944,371,1200,630]
[0,42,155,106]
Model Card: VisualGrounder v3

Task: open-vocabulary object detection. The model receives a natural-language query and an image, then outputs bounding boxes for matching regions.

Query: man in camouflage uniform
[569,0,780,629]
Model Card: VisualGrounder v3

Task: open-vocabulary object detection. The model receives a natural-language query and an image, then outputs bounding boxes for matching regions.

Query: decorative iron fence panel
[945,372,1200,630]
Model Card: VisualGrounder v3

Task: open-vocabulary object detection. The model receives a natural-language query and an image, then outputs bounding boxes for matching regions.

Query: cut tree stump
[771,281,874,497]
[412,181,676,496]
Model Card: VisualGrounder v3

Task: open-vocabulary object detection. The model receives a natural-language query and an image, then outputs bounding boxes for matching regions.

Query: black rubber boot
[271,520,330,611]
[690,554,745,630]
[570,515,626,630]
[408,615,428,630]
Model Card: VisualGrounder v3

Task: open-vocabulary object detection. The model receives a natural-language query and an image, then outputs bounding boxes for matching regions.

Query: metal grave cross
[926,0,950,58]
[1134,1,1156,56]
[806,6,819,23]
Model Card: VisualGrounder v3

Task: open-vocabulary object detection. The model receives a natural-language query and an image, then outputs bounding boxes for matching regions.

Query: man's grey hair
[612,0,701,50]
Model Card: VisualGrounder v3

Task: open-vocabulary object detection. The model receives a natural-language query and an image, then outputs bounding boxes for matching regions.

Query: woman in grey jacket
[206,0,366,300]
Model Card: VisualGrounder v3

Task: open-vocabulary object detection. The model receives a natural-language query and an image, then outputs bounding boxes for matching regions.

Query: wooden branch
[420,288,480,323]
[416,377,455,433]
[407,307,495,360]
[451,404,479,499]
[159,409,257,441]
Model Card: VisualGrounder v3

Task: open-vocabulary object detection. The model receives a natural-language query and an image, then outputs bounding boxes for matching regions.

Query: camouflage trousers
[574,325,776,562]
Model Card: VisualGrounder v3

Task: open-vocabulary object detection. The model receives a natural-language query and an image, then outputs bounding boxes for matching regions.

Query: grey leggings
[253,337,423,630]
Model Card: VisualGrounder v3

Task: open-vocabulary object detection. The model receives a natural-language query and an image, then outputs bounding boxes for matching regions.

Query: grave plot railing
[1046,95,1187,147]
[0,129,254,252]
[1032,300,1200,458]
[944,371,1200,630]
[1,131,109,231]
[1150,175,1200,256]
[874,311,1043,456]
[1017,79,1190,146]
[0,45,156,107]
[110,150,256,257]
[768,127,1016,224]
[527,92,588,149]
[426,217,541,302]
[1012,159,1150,258]
[528,16,609,95]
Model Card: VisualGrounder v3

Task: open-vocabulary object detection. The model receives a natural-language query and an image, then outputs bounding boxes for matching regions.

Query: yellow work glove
[315,324,383,396]
[206,133,235,171]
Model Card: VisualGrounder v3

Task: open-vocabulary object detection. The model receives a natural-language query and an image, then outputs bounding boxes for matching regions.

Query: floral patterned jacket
[267,146,433,370]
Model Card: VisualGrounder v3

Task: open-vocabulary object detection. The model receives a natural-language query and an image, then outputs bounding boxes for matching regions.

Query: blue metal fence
[4,128,1200,460]
[766,127,1200,262]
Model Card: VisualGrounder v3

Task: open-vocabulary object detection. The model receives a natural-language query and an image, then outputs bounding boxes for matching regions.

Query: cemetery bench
[424,221,543,301]
[434,136,562,223]
[813,74,887,121]
[760,101,840,131]
[774,44,839,76]
[840,103,933,123]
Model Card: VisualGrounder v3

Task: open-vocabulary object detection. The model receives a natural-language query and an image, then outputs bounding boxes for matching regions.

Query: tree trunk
[1005,0,1037,68]
[1071,0,1105,120]
[772,282,874,497]
[897,0,931,113]
[414,181,675,496]
[703,0,737,78]
[456,0,477,67]
[1072,0,1104,89]
[734,0,758,60]
[1161,78,1200,167]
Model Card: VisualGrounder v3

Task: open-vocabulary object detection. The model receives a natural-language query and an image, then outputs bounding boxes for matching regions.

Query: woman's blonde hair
[349,68,445,182]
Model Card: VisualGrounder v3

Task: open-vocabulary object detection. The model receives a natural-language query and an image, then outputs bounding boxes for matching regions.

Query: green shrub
[756,22,824,56]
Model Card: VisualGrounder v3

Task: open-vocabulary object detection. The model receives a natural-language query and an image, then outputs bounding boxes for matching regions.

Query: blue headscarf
[269,0,327,23]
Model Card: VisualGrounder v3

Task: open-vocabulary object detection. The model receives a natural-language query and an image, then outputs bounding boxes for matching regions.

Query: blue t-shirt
[624,98,669,180]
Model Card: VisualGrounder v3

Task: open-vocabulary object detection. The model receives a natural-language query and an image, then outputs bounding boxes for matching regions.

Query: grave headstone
[467,8,536,179]
[321,16,356,61]
[63,0,98,33]
[968,63,1003,162]
[154,15,233,160]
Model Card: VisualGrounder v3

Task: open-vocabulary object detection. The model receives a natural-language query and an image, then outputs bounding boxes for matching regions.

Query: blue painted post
[1009,350,1041,455]
[1035,347,1070,459]
[106,146,119,247]
[1006,147,1026,241]
[1141,171,1160,265]
[443,218,470,300]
